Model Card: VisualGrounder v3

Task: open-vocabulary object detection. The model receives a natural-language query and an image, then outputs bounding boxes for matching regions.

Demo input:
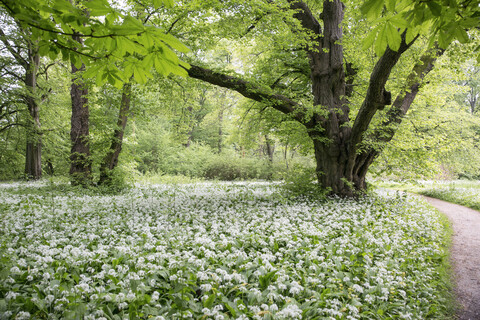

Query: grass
[417,180,480,211]
[0,181,453,319]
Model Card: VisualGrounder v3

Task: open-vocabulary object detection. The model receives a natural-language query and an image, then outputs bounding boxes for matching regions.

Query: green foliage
[1,0,189,88]
[204,154,279,181]
[280,164,330,200]
[361,0,480,59]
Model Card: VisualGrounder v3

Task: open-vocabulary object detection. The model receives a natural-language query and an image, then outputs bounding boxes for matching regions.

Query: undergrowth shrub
[281,164,330,200]
[204,155,281,180]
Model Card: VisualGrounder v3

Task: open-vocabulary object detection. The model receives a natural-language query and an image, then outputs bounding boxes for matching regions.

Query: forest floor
[423,196,480,320]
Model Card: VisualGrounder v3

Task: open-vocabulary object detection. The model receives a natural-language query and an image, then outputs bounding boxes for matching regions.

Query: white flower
[45,294,55,305]
[276,304,302,319]
[5,291,18,301]
[352,284,363,293]
[126,290,136,301]
[15,311,31,320]
[200,283,212,292]
[151,291,160,301]
[116,292,126,302]
[10,266,21,274]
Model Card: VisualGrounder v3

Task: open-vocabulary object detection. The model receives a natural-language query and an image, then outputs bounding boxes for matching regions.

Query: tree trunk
[469,87,477,114]
[264,135,274,162]
[24,48,42,180]
[69,38,92,186]
[218,108,223,153]
[98,83,132,186]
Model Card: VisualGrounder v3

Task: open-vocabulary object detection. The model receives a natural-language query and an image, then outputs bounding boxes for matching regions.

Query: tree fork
[98,82,132,186]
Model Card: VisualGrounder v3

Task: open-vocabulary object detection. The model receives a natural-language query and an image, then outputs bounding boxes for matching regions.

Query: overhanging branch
[186,64,307,123]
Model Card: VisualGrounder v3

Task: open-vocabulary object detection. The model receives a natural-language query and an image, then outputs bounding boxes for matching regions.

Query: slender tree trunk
[218,108,223,153]
[23,44,42,179]
[98,83,132,185]
[469,87,477,114]
[70,36,91,186]
[284,143,289,170]
[264,135,274,162]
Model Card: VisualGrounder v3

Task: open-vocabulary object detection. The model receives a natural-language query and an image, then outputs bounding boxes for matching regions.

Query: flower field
[419,180,480,211]
[0,182,451,319]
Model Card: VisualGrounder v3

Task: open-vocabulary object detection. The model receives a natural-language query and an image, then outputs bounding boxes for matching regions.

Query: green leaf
[82,65,102,79]
[122,16,145,33]
[426,1,442,16]
[375,24,388,56]
[156,32,189,53]
[142,53,156,69]
[385,0,396,11]
[152,0,173,9]
[154,56,169,75]
[438,30,452,48]
[133,64,151,84]
[362,27,378,51]
[204,293,216,308]
[385,22,401,51]
[405,27,418,44]
[224,301,236,317]
[453,25,469,44]
[84,0,112,16]
[157,43,179,63]
[95,66,107,86]
[53,0,75,13]
[360,0,384,20]
[389,15,409,29]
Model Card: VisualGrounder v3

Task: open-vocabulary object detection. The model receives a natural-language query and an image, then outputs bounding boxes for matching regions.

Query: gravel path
[424,196,480,320]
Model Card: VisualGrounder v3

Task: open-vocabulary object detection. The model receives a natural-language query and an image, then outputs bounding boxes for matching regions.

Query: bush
[280,164,330,200]
[204,154,282,181]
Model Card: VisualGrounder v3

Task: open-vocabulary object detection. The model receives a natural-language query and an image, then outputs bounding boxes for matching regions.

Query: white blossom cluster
[0,182,448,319]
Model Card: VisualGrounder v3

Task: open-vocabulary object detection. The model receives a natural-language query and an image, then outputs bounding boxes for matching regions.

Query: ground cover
[417,180,480,211]
[0,182,451,319]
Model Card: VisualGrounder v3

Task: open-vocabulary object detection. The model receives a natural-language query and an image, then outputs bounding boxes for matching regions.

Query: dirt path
[423,196,480,320]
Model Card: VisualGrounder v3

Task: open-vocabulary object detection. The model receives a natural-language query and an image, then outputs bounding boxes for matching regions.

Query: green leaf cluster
[361,0,480,59]
[1,0,190,87]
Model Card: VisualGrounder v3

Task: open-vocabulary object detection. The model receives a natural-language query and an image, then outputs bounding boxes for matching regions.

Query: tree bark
[24,45,42,180]
[98,83,132,185]
[264,135,274,162]
[70,35,92,186]
[218,107,223,153]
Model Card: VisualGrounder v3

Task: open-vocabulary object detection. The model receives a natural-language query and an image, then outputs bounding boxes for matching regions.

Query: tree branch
[349,32,415,154]
[0,122,23,133]
[372,45,446,144]
[352,45,445,179]
[186,64,307,123]
[287,0,322,35]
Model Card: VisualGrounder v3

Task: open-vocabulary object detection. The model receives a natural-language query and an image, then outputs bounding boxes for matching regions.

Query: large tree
[164,0,477,196]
